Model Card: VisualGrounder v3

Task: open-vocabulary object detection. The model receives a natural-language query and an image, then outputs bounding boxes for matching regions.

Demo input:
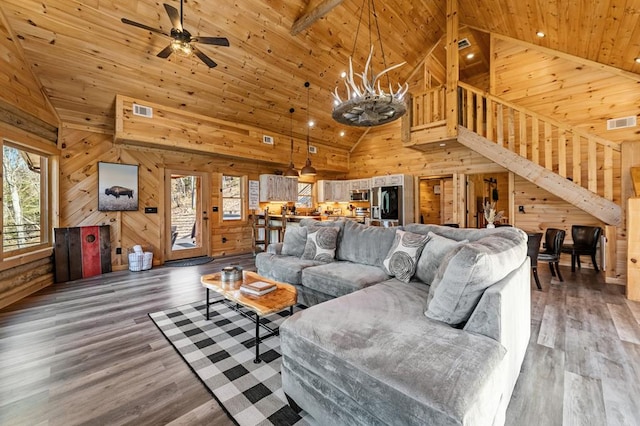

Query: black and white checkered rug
[149,301,310,426]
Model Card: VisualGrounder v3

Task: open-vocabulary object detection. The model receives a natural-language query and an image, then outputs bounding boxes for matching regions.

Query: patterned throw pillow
[382,230,430,282]
[301,226,340,262]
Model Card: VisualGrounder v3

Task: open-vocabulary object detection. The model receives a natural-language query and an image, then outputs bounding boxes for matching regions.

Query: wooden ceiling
[1,0,638,151]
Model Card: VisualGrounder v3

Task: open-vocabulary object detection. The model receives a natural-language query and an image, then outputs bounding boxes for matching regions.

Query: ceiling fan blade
[121,18,169,36]
[192,46,217,68]
[157,44,174,58]
[191,36,230,47]
[163,3,183,32]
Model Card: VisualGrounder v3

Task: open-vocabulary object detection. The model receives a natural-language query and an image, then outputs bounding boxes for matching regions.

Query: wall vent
[132,103,153,118]
[262,135,274,145]
[458,38,471,49]
[607,116,636,130]
[308,145,317,154]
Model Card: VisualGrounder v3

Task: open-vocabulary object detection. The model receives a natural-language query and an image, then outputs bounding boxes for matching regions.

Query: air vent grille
[133,103,153,118]
[607,116,636,130]
[262,135,274,145]
[458,38,471,49]
[308,145,317,154]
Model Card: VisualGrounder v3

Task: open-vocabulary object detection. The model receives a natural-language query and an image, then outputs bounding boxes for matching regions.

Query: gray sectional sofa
[256,220,530,426]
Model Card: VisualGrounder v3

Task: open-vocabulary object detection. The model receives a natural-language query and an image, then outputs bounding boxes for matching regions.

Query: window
[2,142,50,253]
[296,182,313,208]
[222,175,244,220]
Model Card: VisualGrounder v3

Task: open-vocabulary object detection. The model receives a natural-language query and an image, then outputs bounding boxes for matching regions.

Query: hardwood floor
[1,254,639,425]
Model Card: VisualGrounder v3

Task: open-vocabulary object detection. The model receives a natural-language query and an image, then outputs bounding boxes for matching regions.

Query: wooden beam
[631,167,640,197]
[457,126,622,226]
[445,0,459,138]
[291,0,345,35]
[0,98,58,143]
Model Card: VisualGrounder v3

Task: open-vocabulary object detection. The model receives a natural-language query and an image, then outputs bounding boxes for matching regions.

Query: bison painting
[105,186,134,199]
[98,162,139,211]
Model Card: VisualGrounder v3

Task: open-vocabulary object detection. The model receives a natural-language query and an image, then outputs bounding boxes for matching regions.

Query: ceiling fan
[121,0,229,68]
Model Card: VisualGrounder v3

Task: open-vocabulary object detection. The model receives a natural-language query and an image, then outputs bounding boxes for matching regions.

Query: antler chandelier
[332,0,409,127]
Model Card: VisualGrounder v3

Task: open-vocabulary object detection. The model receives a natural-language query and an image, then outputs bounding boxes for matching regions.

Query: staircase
[404,83,622,226]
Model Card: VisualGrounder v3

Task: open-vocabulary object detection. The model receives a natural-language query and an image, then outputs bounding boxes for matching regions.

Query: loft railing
[408,82,620,202]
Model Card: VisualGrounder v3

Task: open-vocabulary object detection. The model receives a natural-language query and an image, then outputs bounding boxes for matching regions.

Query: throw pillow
[415,232,469,284]
[301,226,340,262]
[382,230,430,282]
[281,226,308,257]
[425,229,528,326]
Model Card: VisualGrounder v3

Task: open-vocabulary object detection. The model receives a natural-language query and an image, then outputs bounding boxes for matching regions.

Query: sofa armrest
[267,243,283,254]
[464,257,530,422]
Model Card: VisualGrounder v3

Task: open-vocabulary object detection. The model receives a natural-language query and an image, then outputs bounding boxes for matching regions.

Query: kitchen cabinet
[350,179,370,191]
[317,180,351,202]
[371,174,404,187]
[259,174,298,202]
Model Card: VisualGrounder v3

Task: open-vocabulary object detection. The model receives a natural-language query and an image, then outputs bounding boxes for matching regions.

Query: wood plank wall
[59,128,334,270]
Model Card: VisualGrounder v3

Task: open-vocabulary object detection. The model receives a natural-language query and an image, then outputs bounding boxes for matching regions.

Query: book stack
[240,280,277,296]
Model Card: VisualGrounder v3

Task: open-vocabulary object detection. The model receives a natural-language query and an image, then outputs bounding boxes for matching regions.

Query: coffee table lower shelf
[204,290,293,364]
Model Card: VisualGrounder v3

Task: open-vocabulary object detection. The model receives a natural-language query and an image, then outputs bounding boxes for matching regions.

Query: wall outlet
[116,247,122,254]
[308,145,317,154]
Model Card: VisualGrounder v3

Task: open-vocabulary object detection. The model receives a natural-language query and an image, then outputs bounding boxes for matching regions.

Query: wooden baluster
[604,145,613,200]
[545,122,553,170]
[588,137,597,193]
[476,93,484,136]
[507,107,515,151]
[531,117,539,165]
[558,131,567,178]
[496,104,504,146]
[572,134,582,186]
[486,98,493,141]
[466,89,473,130]
[431,91,438,122]
[519,111,527,158]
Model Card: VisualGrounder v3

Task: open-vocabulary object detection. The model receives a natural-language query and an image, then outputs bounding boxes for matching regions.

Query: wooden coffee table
[201,270,297,363]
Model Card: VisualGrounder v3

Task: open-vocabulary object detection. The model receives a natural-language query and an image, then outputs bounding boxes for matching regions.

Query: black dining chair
[538,228,566,282]
[527,233,543,290]
[561,225,602,272]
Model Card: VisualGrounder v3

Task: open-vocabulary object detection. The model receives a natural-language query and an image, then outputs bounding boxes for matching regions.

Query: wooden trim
[0,247,53,273]
[0,121,59,154]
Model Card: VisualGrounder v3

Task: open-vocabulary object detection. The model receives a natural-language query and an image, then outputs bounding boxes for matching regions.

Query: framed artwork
[98,162,139,211]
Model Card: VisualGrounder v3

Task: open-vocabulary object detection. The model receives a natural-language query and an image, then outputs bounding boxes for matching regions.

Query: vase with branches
[483,201,504,228]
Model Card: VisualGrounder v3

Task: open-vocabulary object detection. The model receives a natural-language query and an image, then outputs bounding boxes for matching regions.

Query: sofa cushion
[301,226,340,262]
[382,230,430,282]
[281,280,507,426]
[282,226,307,257]
[301,262,389,298]
[254,253,321,285]
[336,220,397,267]
[426,228,528,326]
[415,232,468,285]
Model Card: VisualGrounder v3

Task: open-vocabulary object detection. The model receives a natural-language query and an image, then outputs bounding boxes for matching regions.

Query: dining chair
[527,232,543,290]
[561,225,602,272]
[538,228,566,282]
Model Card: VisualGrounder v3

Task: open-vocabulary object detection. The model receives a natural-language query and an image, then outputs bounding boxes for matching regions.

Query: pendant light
[301,82,317,176]
[284,107,299,178]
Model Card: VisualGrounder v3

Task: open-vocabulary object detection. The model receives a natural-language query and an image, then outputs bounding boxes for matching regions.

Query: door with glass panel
[165,170,209,261]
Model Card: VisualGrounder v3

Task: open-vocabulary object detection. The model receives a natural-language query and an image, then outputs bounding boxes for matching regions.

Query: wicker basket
[128,248,153,272]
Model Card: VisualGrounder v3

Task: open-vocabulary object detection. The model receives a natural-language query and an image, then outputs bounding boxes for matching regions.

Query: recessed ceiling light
[635,57,640,64]
[340,71,347,78]
[466,53,475,60]
[339,130,345,137]
[308,120,314,127]
[439,143,446,147]
[536,31,545,38]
